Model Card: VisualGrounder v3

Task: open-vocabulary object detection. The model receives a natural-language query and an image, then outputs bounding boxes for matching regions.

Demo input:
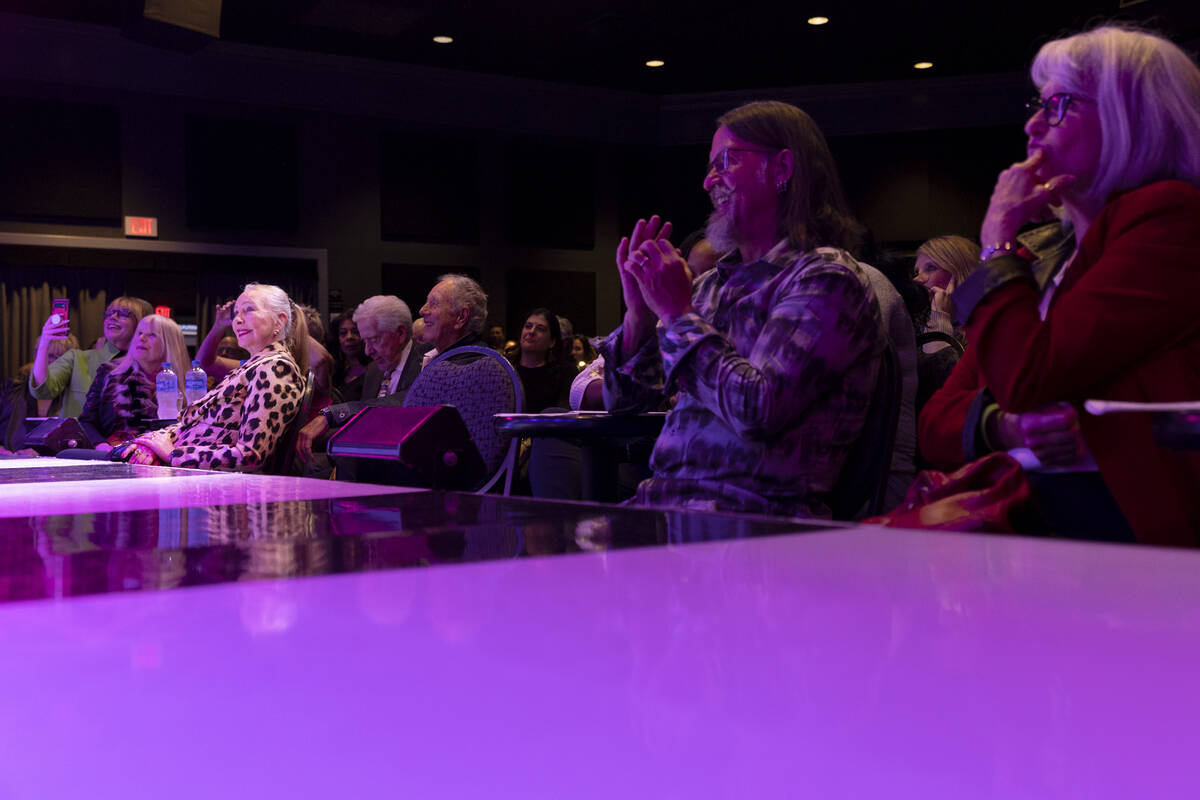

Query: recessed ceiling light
[646,59,665,68]
[913,61,934,70]
[807,16,829,25]
[432,35,453,44]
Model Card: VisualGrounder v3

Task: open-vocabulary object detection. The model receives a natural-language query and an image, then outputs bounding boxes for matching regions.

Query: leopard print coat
[141,343,304,471]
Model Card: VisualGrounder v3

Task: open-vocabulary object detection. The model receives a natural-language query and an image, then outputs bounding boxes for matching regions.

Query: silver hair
[1032,25,1200,207]
[243,283,295,340]
[436,274,488,335]
[353,295,413,334]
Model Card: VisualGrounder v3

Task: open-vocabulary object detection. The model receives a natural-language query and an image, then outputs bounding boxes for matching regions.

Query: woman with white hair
[919,25,1200,545]
[113,283,309,471]
[79,314,190,448]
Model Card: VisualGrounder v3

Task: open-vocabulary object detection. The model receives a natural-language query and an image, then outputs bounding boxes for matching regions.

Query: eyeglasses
[103,308,134,320]
[706,147,777,175]
[1025,93,1092,126]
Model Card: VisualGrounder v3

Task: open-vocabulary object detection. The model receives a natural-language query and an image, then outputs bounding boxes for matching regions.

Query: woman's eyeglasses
[1025,93,1092,126]
[103,308,134,320]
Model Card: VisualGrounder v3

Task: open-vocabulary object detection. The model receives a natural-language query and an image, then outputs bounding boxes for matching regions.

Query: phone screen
[51,298,69,326]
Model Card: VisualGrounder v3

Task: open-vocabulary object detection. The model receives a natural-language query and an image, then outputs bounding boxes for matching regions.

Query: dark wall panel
[502,139,595,250]
[0,98,122,223]
[505,268,596,339]
[185,115,299,232]
[830,124,1023,247]
[380,129,480,244]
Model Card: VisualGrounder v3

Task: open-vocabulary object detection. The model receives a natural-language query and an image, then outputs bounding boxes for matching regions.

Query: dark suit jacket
[323,344,424,428]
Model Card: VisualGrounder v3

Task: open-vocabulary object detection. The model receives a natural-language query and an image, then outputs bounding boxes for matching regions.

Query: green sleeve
[28,349,79,401]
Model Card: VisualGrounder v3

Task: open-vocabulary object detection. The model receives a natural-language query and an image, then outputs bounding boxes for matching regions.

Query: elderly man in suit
[296,294,421,464]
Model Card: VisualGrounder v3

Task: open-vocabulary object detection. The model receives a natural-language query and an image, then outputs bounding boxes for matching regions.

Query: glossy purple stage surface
[1,457,1198,797]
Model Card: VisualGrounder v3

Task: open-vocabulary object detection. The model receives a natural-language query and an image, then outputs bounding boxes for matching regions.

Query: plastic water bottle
[155,362,179,420]
[185,360,208,407]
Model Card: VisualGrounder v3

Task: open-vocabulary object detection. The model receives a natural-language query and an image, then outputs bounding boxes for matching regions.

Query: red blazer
[919,180,1200,546]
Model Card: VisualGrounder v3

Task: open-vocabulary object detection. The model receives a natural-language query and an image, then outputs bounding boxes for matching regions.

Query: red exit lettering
[124,216,159,238]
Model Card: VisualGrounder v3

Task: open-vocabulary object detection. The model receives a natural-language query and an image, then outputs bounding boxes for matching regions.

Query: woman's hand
[990,402,1086,467]
[930,276,957,316]
[213,300,233,331]
[980,151,1077,248]
[133,430,175,463]
[124,444,159,465]
[39,313,71,342]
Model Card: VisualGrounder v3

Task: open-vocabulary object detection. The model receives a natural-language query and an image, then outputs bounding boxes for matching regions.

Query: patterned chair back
[404,346,524,492]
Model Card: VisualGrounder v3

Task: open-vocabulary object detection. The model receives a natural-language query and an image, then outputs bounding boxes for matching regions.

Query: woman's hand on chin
[981,152,1076,246]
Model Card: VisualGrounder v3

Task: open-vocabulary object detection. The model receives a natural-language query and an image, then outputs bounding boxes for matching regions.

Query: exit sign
[124,216,159,238]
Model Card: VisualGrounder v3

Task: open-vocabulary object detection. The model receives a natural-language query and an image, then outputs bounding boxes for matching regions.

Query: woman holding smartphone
[29,295,153,419]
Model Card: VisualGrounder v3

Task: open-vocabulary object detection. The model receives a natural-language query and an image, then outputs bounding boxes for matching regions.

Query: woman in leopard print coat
[120,284,309,472]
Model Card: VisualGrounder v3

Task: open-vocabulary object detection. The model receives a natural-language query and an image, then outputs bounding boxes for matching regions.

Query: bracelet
[109,441,136,461]
[979,241,1018,262]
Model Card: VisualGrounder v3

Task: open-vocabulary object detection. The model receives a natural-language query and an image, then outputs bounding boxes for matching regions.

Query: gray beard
[705,209,738,254]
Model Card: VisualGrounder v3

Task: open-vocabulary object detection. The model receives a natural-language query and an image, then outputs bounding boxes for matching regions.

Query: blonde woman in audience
[913,235,981,344]
[114,283,308,471]
[79,314,189,449]
[29,295,153,418]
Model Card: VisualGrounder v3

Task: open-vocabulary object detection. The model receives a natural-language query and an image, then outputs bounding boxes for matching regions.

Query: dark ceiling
[5,0,1200,93]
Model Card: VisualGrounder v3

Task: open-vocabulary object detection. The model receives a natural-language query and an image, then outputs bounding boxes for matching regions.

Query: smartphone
[50,298,69,326]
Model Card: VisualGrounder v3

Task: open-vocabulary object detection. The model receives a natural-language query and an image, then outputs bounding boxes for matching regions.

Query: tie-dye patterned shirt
[601,240,883,518]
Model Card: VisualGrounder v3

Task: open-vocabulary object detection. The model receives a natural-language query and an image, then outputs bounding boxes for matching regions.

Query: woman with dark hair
[920,25,1200,544]
[115,283,308,471]
[330,311,370,402]
[507,308,572,412]
[569,335,598,372]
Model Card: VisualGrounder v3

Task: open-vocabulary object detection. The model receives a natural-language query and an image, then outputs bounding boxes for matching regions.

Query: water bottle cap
[162,362,170,369]
[192,360,201,366]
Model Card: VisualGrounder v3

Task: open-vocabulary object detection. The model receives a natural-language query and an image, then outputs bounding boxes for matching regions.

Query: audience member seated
[508,308,572,412]
[79,314,190,449]
[296,295,422,467]
[199,297,333,414]
[919,25,1200,545]
[328,311,370,402]
[0,337,76,454]
[679,230,722,277]
[486,325,506,351]
[569,335,598,372]
[113,283,308,471]
[913,235,981,347]
[29,296,152,419]
[602,100,883,517]
[325,274,492,485]
[419,274,490,357]
[216,335,249,362]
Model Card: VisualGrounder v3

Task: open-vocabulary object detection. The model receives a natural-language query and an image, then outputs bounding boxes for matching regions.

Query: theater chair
[262,371,315,476]
[403,346,524,494]
[828,342,902,520]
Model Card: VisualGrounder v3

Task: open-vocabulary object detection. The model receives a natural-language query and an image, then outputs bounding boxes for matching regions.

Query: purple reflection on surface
[0,528,1197,797]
